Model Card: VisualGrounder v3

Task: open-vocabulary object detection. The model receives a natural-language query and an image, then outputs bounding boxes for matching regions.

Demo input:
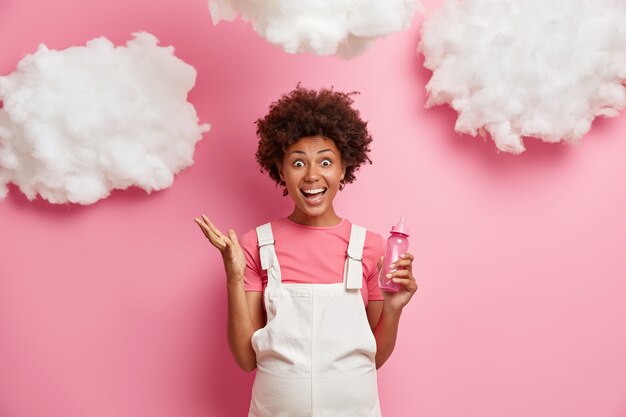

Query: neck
[288,207,342,227]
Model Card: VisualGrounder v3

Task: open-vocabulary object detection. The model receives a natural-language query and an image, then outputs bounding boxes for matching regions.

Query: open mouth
[300,187,327,203]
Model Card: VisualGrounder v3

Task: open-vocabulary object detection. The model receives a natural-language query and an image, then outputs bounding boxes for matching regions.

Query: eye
[293,160,305,168]
[321,159,332,167]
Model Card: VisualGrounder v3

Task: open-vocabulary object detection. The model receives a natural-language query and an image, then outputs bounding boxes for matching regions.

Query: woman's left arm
[366,253,418,369]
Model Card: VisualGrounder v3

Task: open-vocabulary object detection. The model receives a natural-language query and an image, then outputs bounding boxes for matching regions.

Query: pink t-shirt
[241,217,385,306]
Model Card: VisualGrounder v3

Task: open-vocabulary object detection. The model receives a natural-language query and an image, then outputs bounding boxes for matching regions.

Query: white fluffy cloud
[420,0,626,154]
[0,32,209,205]
[209,0,420,58]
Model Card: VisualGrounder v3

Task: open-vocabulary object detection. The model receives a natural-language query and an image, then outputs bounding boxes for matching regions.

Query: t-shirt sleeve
[240,228,264,292]
[363,231,385,301]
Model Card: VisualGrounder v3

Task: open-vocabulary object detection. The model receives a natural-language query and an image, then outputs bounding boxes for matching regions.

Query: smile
[300,187,327,204]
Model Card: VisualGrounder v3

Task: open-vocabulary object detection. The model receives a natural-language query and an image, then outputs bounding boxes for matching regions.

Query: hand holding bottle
[380,252,418,311]
[378,216,418,309]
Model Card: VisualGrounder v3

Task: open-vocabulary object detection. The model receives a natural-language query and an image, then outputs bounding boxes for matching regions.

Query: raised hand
[194,214,246,285]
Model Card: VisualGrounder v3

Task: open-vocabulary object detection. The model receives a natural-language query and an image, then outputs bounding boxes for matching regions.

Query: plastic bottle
[378,216,410,293]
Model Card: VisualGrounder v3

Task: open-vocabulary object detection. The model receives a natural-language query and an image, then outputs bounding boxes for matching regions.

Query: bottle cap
[391,216,410,236]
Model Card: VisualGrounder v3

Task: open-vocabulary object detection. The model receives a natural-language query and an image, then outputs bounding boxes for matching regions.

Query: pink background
[1,0,626,416]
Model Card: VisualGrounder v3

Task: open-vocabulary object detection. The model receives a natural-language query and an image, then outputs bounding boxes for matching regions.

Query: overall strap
[256,223,282,284]
[344,223,367,289]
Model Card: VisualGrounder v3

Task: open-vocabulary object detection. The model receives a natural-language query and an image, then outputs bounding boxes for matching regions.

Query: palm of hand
[222,240,246,281]
[195,214,246,283]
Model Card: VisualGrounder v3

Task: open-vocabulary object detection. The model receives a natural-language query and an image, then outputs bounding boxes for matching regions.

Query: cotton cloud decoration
[419,0,626,154]
[209,0,421,58]
[0,32,209,205]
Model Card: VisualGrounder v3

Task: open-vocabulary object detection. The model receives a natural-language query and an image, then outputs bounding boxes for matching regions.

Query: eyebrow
[289,149,335,155]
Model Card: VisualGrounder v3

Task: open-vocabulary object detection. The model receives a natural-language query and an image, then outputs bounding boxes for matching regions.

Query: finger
[194,219,210,239]
[399,252,414,261]
[390,259,413,270]
[386,269,412,279]
[223,236,241,258]
[228,229,241,248]
[202,216,230,245]
[194,218,211,236]
[195,216,210,227]
[202,215,226,239]
[196,218,226,247]
[391,278,418,293]
[221,231,237,248]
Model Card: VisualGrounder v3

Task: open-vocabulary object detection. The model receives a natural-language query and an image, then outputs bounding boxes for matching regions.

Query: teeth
[302,188,325,194]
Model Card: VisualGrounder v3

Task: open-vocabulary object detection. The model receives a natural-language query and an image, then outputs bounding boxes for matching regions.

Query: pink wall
[1,1,625,416]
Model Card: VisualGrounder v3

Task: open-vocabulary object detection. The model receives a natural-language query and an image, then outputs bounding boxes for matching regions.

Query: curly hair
[255,85,373,195]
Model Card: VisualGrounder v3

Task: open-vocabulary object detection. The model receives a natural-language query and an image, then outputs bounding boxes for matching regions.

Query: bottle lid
[391,216,410,236]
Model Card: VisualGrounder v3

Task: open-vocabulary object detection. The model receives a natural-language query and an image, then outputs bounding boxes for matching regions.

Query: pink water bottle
[379,216,410,293]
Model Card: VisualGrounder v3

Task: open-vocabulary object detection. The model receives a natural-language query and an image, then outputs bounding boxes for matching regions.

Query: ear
[276,161,284,180]
[341,166,346,180]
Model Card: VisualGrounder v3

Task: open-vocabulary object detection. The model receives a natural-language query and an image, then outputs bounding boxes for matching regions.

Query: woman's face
[278,136,346,224]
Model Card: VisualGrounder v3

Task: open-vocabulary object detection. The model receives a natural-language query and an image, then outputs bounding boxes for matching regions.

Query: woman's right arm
[195,215,265,372]
[226,282,264,372]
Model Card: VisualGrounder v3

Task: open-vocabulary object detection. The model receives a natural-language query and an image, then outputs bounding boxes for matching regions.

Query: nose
[304,165,320,182]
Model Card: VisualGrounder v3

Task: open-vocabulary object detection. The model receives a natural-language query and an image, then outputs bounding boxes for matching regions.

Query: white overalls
[249,222,382,417]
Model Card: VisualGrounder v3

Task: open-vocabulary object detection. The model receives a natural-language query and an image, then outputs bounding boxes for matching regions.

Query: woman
[195,86,418,417]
